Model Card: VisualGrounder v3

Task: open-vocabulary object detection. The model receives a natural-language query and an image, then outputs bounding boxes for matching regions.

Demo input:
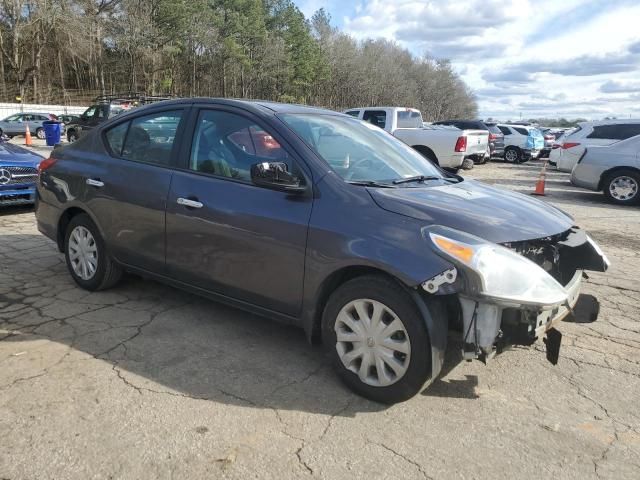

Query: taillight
[552,144,561,149]
[38,156,58,172]
[562,142,581,149]
[454,136,467,152]
[489,133,497,140]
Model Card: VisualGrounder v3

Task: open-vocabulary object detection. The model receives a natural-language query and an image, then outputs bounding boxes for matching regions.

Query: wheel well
[412,145,439,165]
[56,207,87,251]
[598,166,640,191]
[309,266,406,344]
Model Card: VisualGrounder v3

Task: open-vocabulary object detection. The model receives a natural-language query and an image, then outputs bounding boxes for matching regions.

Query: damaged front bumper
[422,227,608,363]
[457,268,583,361]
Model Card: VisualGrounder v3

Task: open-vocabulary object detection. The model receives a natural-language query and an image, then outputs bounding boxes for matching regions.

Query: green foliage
[0,0,477,119]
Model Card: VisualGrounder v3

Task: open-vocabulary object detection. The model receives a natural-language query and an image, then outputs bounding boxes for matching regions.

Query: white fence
[0,102,87,119]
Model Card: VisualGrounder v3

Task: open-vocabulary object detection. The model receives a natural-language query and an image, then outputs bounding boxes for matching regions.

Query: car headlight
[429,232,568,307]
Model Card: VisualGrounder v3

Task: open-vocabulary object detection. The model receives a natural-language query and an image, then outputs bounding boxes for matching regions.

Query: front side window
[189,110,290,181]
[362,110,387,129]
[104,121,130,156]
[83,106,97,118]
[280,113,444,183]
[119,110,183,165]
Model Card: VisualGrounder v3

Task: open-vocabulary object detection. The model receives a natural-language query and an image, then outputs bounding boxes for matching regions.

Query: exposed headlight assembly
[427,228,568,307]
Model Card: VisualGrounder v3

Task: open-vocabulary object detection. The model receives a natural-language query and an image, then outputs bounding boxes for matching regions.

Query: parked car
[59,114,81,125]
[536,128,556,158]
[551,120,640,172]
[66,93,171,142]
[432,120,503,163]
[0,138,44,206]
[571,135,640,205]
[497,124,545,163]
[0,112,52,140]
[35,98,609,404]
[345,107,488,171]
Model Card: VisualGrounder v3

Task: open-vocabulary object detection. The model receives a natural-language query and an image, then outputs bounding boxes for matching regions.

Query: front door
[165,107,313,316]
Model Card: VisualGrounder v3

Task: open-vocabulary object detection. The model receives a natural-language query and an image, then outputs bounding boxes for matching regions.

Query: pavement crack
[368,441,432,480]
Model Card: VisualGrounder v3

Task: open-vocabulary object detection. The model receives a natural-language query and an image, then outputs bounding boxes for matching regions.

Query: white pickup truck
[344,107,489,170]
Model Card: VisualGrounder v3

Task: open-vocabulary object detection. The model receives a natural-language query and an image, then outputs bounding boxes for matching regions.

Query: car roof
[344,106,420,112]
[578,119,640,127]
[116,97,342,117]
[500,124,536,130]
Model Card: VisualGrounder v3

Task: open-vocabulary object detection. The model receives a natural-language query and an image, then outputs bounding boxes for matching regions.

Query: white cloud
[335,0,640,120]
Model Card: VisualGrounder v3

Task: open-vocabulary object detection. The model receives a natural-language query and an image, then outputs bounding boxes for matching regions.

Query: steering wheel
[345,157,385,180]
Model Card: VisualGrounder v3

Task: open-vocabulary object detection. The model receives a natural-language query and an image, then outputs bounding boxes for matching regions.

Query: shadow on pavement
[2,233,476,415]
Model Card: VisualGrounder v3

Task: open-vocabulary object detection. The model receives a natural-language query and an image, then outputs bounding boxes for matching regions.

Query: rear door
[84,108,187,272]
[165,106,313,316]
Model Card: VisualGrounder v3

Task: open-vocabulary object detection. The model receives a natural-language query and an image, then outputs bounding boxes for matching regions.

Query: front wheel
[64,214,123,291]
[322,275,432,404]
[504,147,522,163]
[603,170,640,205]
[67,130,78,143]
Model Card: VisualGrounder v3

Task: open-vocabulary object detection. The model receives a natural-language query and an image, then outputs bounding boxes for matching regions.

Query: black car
[65,93,171,143]
[433,120,505,161]
[35,98,609,403]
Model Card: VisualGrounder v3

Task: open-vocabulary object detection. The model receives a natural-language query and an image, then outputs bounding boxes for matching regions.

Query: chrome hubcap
[335,299,411,387]
[609,176,638,201]
[68,226,98,280]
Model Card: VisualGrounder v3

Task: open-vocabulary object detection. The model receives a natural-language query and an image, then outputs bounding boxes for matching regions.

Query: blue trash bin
[42,121,62,146]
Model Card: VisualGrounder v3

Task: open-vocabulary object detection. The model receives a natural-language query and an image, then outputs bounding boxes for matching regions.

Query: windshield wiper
[347,180,396,188]
[392,175,442,185]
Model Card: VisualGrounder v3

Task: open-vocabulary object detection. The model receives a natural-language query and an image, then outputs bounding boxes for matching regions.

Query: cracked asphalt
[1,159,639,479]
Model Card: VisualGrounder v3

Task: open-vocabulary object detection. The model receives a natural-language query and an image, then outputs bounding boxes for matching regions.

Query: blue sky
[296,0,640,120]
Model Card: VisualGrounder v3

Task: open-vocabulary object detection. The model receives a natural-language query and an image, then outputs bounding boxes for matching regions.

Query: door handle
[177,197,203,209]
[86,178,104,188]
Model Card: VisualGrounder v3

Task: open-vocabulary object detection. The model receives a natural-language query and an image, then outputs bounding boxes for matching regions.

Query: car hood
[368,179,573,243]
[0,141,43,167]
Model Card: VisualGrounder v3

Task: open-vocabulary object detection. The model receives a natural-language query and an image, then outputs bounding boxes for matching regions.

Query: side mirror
[250,162,305,193]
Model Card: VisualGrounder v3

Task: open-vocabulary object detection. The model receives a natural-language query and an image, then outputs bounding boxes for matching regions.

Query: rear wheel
[64,214,123,291]
[322,275,431,404]
[35,127,45,140]
[67,130,78,143]
[504,147,522,163]
[603,170,640,205]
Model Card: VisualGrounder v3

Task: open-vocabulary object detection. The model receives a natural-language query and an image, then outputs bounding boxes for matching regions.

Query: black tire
[602,169,640,206]
[67,130,78,143]
[35,127,45,140]
[504,146,522,163]
[322,275,432,404]
[64,213,123,291]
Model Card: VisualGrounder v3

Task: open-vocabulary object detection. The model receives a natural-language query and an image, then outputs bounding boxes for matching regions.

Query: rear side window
[363,110,387,129]
[588,124,640,140]
[498,126,511,135]
[116,110,183,165]
[396,111,422,128]
[105,121,129,156]
[514,127,529,135]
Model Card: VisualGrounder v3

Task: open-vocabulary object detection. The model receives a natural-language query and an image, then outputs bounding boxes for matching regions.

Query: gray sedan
[571,135,640,205]
[0,112,51,139]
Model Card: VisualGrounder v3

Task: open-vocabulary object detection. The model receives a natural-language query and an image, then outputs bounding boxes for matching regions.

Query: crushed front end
[422,226,609,363]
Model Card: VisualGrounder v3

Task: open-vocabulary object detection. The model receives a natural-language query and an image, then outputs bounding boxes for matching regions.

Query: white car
[496,124,545,163]
[571,134,640,205]
[344,107,488,170]
[551,120,640,172]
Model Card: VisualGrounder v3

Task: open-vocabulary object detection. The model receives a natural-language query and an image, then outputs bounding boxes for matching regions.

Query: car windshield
[280,113,445,184]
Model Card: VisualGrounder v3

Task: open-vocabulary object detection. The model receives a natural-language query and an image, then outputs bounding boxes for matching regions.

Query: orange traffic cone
[531,159,547,196]
[24,123,33,146]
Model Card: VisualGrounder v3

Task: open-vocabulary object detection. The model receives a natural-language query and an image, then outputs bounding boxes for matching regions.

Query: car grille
[0,166,38,185]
